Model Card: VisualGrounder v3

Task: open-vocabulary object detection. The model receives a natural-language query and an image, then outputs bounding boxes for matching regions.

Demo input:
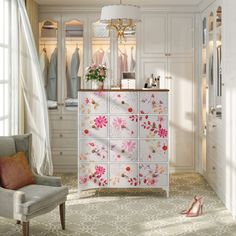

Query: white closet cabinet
[141,14,167,57]
[141,14,194,57]
[167,58,194,171]
[140,13,195,172]
[39,13,88,172]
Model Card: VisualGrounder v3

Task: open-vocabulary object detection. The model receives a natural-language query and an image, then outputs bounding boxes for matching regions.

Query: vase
[92,81,104,90]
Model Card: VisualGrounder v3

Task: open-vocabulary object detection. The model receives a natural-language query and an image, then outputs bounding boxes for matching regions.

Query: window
[0,0,18,136]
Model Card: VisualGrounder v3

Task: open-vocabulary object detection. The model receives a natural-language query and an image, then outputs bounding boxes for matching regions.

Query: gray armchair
[0,134,68,236]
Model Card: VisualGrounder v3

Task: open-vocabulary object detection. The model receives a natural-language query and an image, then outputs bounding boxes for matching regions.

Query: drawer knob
[60,116,63,120]
[212,125,217,128]
[212,145,216,149]
[60,152,63,155]
[212,166,216,170]
[59,134,63,138]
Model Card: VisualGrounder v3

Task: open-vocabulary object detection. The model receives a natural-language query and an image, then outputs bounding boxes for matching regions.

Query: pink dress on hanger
[92,49,104,66]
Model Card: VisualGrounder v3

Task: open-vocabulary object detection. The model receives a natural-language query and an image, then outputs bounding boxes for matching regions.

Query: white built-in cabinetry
[140,14,195,172]
[38,8,195,173]
[200,2,226,203]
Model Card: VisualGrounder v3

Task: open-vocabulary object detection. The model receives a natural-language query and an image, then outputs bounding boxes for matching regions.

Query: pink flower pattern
[158,128,168,138]
[112,117,127,130]
[140,115,167,138]
[95,165,106,176]
[121,140,136,152]
[94,116,108,128]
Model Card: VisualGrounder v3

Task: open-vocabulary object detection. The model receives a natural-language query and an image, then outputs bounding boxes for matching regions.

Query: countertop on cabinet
[78,89,169,92]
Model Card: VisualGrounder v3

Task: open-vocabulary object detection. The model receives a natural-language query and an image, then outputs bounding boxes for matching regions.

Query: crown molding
[39,5,199,14]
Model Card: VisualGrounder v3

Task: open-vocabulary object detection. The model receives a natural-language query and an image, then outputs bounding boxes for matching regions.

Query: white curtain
[17,0,53,175]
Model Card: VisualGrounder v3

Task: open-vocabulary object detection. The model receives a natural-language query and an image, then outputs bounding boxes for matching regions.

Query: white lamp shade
[100,5,141,22]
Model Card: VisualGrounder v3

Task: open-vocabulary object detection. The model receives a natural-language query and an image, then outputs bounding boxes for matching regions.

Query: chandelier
[100,0,141,42]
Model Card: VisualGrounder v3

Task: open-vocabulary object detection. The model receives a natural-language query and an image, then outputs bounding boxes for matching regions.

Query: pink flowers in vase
[85,64,107,83]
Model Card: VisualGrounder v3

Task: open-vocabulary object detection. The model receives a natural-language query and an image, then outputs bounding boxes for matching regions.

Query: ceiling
[35,0,204,7]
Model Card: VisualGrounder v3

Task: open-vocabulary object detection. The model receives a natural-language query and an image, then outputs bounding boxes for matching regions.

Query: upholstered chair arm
[34,174,62,187]
[0,186,25,219]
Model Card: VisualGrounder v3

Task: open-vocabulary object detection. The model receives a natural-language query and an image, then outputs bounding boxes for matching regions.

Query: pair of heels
[181,196,204,217]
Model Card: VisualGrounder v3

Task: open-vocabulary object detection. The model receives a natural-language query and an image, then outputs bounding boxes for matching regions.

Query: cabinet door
[79,163,108,189]
[80,115,108,138]
[79,91,108,114]
[139,163,168,187]
[110,92,138,114]
[167,58,194,171]
[139,115,168,139]
[110,163,138,187]
[110,139,138,162]
[79,139,108,162]
[141,14,167,57]
[139,139,168,162]
[110,115,138,138]
[168,14,194,57]
[140,92,168,114]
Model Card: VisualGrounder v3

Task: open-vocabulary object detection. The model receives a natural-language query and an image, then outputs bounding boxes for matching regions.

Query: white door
[167,58,195,172]
[141,14,167,57]
[168,14,194,57]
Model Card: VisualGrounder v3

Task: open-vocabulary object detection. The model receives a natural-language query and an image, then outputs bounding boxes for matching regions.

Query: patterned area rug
[1,173,236,236]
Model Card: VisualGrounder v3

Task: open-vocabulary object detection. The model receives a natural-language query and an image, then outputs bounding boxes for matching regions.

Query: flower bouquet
[85,64,107,90]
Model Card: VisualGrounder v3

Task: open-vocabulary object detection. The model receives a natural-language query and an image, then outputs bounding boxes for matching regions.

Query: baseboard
[170,167,196,173]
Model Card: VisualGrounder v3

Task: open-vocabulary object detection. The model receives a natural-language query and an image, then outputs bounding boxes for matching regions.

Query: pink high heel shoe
[186,197,204,217]
[181,196,198,214]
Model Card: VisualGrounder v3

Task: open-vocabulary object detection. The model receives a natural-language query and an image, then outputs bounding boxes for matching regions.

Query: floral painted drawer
[139,139,168,162]
[80,115,108,138]
[79,139,108,162]
[110,92,138,114]
[110,115,138,138]
[139,163,168,187]
[110,163,138,187]
[139,115,168,138]
[79,91,108,114]
[140,92,168,114]
[79,163,108,189]
[110,139,138,162]
[78,90,169,197]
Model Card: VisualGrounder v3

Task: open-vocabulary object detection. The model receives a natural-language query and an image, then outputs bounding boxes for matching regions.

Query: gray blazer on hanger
[70,48,80,99]
[47,48,57,101]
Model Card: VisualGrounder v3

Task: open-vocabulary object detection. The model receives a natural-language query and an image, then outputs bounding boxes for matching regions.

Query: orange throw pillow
[0,152,35,190]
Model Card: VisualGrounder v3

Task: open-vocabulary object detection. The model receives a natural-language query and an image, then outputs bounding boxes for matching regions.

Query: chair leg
[59,202,66,230]
[22,221,29,236]
[16,220,21,224]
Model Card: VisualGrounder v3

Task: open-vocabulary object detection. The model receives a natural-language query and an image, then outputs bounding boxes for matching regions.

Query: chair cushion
[0,137,16,157]
[19,184,68,215]
[0,152,35,190]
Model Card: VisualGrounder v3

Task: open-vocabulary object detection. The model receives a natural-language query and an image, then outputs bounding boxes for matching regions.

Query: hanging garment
[70,48,80,98]
[123,52,128,72]
[39,49,49,88]
[102,50,110,68]
[47,48,57,101]
[118,52,128,82]
[117,54,122,84]
[92,49,104,66]
[130,47,136,72]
